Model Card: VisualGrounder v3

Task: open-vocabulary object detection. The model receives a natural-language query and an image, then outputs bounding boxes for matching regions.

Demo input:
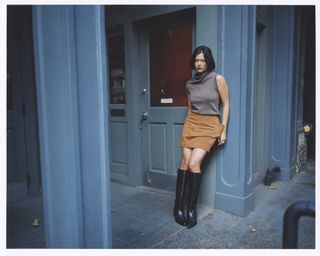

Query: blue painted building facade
[6,5,315,248]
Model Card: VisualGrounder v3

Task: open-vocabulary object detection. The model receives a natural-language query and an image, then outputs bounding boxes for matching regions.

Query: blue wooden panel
[271,12,290,162]
[149,123,167,172]
[271,7,294,162]
[110,122,128,165]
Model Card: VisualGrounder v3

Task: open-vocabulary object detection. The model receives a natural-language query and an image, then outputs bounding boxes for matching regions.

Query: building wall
[252,6,304,185]
[29,4,305,247]
[268,6,297,180]
[105,5,303,215]
[106,5,257,215]
[253,6,274,185]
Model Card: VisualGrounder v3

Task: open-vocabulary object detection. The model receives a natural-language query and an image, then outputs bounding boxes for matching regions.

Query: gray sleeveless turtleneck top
[186,71,220,116]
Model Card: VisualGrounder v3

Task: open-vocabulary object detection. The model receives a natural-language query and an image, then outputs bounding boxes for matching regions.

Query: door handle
[140,111,148,129]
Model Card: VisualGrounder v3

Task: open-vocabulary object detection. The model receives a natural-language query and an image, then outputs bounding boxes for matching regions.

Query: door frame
[129,8,196,189]
[104,6,197,189]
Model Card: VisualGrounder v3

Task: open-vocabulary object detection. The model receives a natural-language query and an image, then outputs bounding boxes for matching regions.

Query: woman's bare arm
[216,75,230,145]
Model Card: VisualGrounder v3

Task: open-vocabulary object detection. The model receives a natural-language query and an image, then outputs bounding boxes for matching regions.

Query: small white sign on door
[161,98,173,104]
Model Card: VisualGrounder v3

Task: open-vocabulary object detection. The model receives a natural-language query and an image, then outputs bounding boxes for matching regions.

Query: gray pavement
[156,163,315,249]
[6,195,45,248]
[110,181,212,248]
[7,161,315,249]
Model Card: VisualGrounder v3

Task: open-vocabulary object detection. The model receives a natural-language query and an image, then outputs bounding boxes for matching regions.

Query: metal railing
[283,201,315,248]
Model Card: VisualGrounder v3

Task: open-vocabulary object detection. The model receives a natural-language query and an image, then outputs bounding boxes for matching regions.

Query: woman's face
[194,52,207,73]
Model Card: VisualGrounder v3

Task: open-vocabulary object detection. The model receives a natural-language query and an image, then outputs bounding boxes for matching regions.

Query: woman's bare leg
[187,148,207,173]
[180,147,192,170]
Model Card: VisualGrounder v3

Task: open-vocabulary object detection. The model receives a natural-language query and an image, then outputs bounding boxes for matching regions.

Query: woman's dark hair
[189,45,216,72]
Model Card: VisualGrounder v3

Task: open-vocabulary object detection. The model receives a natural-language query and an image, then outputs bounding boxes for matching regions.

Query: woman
[174,46,230,229]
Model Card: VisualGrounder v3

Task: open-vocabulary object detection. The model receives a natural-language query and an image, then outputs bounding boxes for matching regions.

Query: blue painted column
[33,6,112,248]
[196,6,219,207]
[214,6,256,216]
[269,6,296,181]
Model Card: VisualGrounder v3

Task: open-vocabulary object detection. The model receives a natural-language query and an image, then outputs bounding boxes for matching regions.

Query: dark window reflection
[107,27,126,104]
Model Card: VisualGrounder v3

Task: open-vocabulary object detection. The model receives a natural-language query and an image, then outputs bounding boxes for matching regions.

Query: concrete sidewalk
[7,161,315,249]
[156,164,315,249]
[110,181,212,248]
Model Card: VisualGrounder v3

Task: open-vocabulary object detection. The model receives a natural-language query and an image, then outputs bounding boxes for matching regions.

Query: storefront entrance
[106,7,195,191]
[136,11,194,191]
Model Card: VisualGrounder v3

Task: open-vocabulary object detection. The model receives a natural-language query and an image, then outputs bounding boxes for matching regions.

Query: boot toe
[174,210,187,226]
[186,209,197,228]
[175,217,187,226]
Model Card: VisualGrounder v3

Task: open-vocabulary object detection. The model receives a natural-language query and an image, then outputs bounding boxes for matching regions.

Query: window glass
[149,24,192,107]
[107,28,126,104]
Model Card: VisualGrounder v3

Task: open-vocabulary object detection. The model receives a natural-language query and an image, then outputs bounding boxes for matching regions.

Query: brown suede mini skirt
[180,111,224,152]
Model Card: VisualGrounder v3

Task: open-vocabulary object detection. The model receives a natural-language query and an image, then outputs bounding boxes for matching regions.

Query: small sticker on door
[161,98,173,104]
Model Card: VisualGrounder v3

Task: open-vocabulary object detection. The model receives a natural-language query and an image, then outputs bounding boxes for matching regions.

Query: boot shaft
[174,169,188,208]
[187,172,202,210]
[174,169,189,226]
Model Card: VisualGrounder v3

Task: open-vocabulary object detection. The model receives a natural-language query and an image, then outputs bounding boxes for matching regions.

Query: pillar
[269,6,296,180]
[33,5,112,248]
[215,6,256,216]
[196,5,219,207]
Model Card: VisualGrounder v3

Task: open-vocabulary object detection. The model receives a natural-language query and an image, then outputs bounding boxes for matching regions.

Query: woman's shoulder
[215,74,228,90]
[215,73,226,83]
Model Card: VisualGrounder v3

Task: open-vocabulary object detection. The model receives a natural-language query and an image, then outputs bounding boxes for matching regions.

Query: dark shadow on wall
[302,6,315,160]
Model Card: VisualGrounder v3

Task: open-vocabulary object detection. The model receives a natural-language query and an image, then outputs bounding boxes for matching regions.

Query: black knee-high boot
[186,172,202,228]
[173,169,188,226]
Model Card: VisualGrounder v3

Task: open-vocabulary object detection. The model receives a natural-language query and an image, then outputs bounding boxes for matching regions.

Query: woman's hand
[218,131,227,145]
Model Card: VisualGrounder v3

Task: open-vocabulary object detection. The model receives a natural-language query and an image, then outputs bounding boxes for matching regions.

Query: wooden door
[140,23,193,191]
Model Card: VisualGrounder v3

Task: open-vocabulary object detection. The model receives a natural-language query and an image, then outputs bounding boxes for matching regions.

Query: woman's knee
[180,161,188,170]
[180,155,189,170]
[187,148,206,172]
[180,148,192,170]
[187,160,201,173]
